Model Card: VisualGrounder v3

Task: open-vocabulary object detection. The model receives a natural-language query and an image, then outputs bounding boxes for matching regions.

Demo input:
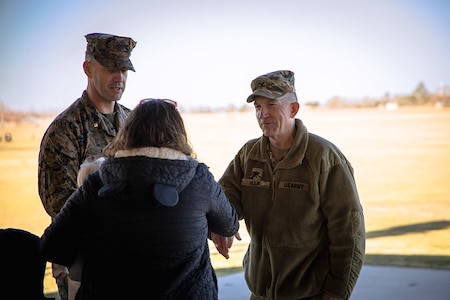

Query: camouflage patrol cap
[247,70,296,102]
[85,33,137,72]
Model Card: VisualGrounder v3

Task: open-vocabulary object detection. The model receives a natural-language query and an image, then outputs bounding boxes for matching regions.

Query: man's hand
[210,232,241,259]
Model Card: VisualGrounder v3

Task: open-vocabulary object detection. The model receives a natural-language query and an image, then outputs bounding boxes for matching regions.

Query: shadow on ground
[366,220,450,239]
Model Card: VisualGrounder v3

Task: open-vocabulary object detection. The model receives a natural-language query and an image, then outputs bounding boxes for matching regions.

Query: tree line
[1,82,449,124]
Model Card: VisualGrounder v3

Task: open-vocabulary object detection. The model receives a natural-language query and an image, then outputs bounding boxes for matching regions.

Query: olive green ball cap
[85,33,137,72]
[247,70,296,102]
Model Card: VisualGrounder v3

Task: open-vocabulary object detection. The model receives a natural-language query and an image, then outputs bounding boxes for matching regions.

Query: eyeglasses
[139,98,177,109]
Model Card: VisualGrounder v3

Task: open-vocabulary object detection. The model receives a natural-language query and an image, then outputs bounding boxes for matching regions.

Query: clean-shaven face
[90,59,128,102]
[254,96,293,139]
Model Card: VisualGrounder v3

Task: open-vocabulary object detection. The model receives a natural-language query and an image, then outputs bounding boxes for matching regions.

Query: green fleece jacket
[219,119,365,300]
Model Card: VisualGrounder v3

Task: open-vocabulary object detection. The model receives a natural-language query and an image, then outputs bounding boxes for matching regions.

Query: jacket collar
[114,147,189,160]
[80,91,130,137]
[250,119,308,168]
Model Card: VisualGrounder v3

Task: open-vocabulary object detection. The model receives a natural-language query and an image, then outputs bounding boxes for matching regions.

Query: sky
[0,0,449,112]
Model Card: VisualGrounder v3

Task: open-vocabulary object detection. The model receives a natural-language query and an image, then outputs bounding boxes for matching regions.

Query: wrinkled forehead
[253,95,284,105]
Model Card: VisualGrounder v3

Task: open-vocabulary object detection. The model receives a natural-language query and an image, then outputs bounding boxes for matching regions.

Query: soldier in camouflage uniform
[38,33,137,300]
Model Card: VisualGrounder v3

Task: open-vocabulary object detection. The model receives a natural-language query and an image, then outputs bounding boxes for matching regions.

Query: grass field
[1,107,449,296]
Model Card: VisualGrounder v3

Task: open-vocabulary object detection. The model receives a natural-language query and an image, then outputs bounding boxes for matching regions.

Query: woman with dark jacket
[40,98,239,299]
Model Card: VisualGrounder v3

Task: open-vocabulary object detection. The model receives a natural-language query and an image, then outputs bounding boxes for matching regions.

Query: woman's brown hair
[103,99,195,158]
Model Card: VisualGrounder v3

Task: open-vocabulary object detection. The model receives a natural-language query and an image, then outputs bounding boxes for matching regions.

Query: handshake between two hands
[210,232,242,259]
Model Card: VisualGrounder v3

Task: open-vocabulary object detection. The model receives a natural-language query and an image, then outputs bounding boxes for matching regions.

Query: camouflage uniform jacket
[38,91,130,217]
[219,119,366,300]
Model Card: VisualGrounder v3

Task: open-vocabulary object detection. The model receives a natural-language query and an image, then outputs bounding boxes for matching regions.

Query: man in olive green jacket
[213,70,365,300]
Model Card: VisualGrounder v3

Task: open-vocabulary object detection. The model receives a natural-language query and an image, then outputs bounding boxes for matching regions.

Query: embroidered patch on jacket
[241,168,270,187]
[279,181,310,191]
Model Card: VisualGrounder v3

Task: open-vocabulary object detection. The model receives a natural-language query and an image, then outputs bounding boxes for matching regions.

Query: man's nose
[258,106,269,117]
[113,71,126,81]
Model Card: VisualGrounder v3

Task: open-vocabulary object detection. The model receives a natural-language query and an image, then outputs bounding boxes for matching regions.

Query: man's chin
[111,93,123,101]
[262,131,272,138]
[261,127,274,137]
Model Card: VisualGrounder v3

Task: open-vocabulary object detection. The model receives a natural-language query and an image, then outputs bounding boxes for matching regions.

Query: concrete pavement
[217,265,450,299]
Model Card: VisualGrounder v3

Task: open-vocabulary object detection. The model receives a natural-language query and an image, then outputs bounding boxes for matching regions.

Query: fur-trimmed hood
[98,147,198,203]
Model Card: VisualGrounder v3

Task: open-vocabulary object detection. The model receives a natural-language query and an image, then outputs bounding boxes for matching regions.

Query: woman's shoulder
[81,172,104,191]
[194,162,213,178]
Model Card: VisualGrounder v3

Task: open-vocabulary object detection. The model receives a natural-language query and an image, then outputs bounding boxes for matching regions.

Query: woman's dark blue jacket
[40,148,239,299]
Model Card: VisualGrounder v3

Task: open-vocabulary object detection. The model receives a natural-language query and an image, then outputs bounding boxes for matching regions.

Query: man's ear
[83,60,92,77]
[290,101,300,117]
